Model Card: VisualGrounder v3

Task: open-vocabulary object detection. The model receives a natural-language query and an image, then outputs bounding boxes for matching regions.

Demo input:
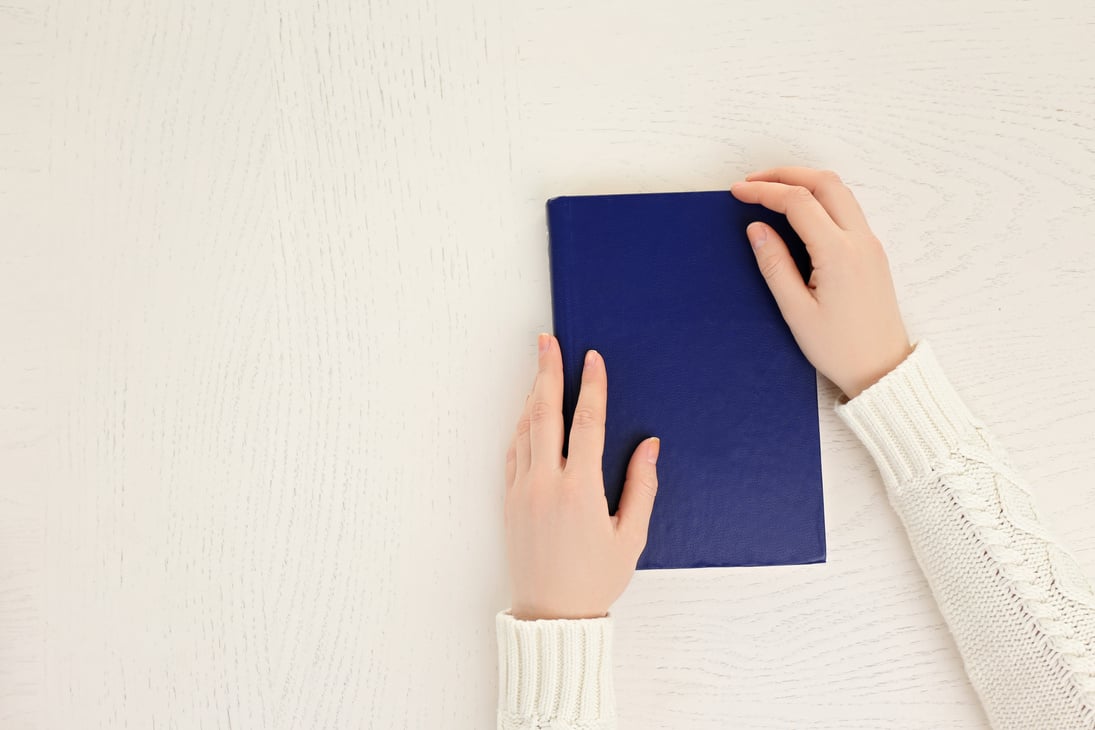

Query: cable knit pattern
[496,611,616,729]
[836,340,1095,729]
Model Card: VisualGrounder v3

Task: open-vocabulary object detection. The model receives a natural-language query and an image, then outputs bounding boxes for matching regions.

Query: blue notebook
[547,191,825,569]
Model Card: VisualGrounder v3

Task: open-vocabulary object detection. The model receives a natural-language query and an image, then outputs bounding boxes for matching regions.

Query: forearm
[837,340,1095,729]
[496,611,616,730]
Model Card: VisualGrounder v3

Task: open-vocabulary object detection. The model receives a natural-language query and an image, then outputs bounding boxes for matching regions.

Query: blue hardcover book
[547,190,825,569]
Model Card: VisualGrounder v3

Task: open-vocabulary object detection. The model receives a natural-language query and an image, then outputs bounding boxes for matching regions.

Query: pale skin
[505,167,913,620]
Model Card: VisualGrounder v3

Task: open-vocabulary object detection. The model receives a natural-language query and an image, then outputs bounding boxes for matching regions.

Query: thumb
[746,222,814,323]
[615,437,660,551]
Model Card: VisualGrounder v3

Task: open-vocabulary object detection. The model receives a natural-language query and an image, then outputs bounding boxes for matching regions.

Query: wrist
[510,603,608,621]
[841,340,914,399]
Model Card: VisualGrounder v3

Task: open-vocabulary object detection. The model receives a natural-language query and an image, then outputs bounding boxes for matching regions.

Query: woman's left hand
[504,333,660,621]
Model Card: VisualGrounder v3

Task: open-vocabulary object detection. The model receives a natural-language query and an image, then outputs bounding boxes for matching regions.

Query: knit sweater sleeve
[836,340,1095,728]
[495,611,616,729]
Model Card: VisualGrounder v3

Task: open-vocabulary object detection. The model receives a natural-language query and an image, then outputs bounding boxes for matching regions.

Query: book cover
[547,190,825,569]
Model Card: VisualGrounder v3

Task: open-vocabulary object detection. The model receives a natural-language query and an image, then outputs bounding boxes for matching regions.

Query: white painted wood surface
[3,1,1094,727]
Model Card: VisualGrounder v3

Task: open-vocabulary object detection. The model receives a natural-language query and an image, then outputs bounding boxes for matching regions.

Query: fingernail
[747,222,767,248]
[538,333,549,355]
[646,437,660,464]
[585,350,598,367]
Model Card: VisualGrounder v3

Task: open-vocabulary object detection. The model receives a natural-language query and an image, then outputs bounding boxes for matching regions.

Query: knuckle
[817,169,843,186]
[515,416,532,436]
[865,233,886,252]
[518,488,543,514]
[759,254,785,281]
[858,233,888,261]
[634,472,659,499]
[571,405,600,429]
[529,400,553,424]
[561,469,585,491]
[525,470,553,495]
[560,478,588,500]
[787,185,814,205]
[561,462,589,482]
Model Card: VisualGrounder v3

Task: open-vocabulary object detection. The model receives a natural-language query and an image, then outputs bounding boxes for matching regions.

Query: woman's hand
[504,334,660,621]
[731,167,913,399]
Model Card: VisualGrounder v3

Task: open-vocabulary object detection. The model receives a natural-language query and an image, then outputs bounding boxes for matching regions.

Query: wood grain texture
[1,3,49,728]
[1,0,1093,727]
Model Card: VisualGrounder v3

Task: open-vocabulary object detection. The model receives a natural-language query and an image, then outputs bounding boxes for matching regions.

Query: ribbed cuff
[835,340,984,490]
[496,611,615,727]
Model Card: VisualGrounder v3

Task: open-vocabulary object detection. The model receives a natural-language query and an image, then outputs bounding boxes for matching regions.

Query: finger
[615,437,660,553]
[730,181,843,252]
[745,221,817,325]
[529,333,565,469]
[745,167,868,231]
[565,350,607,475]
[505,433,517,488]
[515,391,533,475]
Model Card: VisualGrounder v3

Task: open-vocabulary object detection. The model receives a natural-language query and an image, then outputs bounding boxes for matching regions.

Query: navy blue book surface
[547,191,825,569]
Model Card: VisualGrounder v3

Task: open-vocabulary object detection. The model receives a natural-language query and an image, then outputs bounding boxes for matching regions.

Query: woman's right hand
[731,167,913,400]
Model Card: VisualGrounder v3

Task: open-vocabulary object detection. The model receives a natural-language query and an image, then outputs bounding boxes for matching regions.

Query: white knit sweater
[496,341,1095,729]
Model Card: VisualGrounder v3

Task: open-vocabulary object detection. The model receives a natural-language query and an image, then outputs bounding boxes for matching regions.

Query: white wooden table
[4,1,1094,727]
